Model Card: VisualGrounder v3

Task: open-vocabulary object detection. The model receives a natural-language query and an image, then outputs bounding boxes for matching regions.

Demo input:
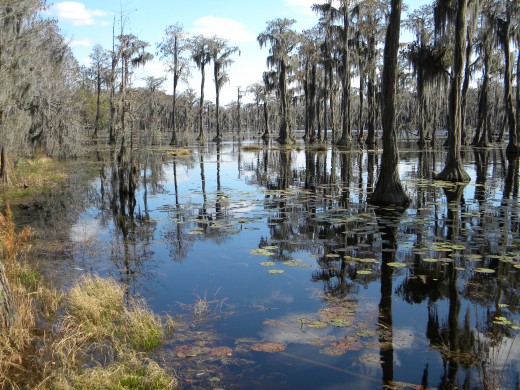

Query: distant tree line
[0,0,83,184]
[1,0,520,197]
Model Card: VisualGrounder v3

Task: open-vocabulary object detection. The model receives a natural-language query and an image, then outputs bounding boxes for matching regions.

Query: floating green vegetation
[250,248,276,256]
[474,267,495,274]
[250,342,286,353]
[306,320,328,329]
[260,261,275,267]
[357,270,372,275]
[268,269,284,274]
[494,316,512,326]
[320,336,363,356]
[386,262,407,268]
[283,259,311,268]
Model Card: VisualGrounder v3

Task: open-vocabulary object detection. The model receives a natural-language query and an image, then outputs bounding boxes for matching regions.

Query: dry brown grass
[241,144,263,152]
[66,351,176,390]
[0,208,178,389]
[167,148,190,156]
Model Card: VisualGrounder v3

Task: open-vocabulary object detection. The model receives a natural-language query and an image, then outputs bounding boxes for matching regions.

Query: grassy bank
[0,201,178,387]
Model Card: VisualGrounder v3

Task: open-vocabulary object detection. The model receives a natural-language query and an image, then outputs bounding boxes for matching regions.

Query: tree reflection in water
[21,144,520,388]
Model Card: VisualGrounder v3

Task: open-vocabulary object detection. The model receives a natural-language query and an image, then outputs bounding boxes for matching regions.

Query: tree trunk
[323,66,328,141]
[460,28,473,146]
[417,69,426,147]
[277,61,293,144]
[365,36,377,147]
[197,66,206,141]
[336,2,352,148]
[309,64,317,143]
[328,61,335,141]
[358,70,365,142]
[237,87,242,136]
[434,0,471,182]
[213,88,221,142]
[475,49,490,147]
[170,76,178,146]
[370,0,410,207]
[504,4,518,155]
[0,263,15,330]
[0,145,9,185]
[516,40,520,140]
[93,73,101,139]
[261,101,270,140]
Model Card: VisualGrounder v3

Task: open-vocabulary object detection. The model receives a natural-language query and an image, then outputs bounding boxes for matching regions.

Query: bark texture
[370,0,410,207]
[0,263,14,330]
[434,0,471,182]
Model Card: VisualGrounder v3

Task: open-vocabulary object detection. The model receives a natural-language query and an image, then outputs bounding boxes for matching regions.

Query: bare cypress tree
[89,44,109,140]
[336,0,353,147]
[190,35,212,141]
[433,0,471,182]
[157,23,190,146]
[496,0,520,155]
[209,37,239,142]
[369,0,410,207]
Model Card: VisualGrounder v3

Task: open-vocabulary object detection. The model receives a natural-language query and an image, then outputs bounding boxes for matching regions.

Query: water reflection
[17,143,520,388]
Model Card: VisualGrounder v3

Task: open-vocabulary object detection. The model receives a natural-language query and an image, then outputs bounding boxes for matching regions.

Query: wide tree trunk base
[212,135,222,143]
[434,161,471,182]
[365,137,376,147]
[276,137,295,145]
[506,142,520,156]
[477,139,490,148]
[370,174,410,207]
[335,137,352,148]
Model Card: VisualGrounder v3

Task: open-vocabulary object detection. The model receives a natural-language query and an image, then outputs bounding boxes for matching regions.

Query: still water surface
[20,142,520,389]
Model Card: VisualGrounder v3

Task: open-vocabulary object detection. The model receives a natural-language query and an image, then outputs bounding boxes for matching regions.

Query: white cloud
[284,0,316,15]
[192,16,255,43]
[51,2,108,26]
[70,39,91,47]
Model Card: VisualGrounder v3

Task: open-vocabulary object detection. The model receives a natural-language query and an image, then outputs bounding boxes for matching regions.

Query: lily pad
[259,261,275,267]
[250,342,286,353]
[387,262,407,268]
[268,269,284,274]
[474,267,495,274]
[250,248,276,256]
[329,318,353,327]
[209,346,233,357]
[356,330,377,338]
[306,321,328,329]
[320,346,347,356]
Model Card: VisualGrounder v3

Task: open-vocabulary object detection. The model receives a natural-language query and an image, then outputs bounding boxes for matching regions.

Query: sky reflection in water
[59,143,520,389]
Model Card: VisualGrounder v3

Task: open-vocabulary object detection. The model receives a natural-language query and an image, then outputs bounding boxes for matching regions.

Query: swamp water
[15,142,520,389]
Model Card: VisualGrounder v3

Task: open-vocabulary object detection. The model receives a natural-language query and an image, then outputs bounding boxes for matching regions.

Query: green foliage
[66,275,166,351]
[76,88,110,131]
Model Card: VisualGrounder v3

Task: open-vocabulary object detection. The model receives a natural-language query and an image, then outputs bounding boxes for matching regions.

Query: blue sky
[50,0,430,104]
